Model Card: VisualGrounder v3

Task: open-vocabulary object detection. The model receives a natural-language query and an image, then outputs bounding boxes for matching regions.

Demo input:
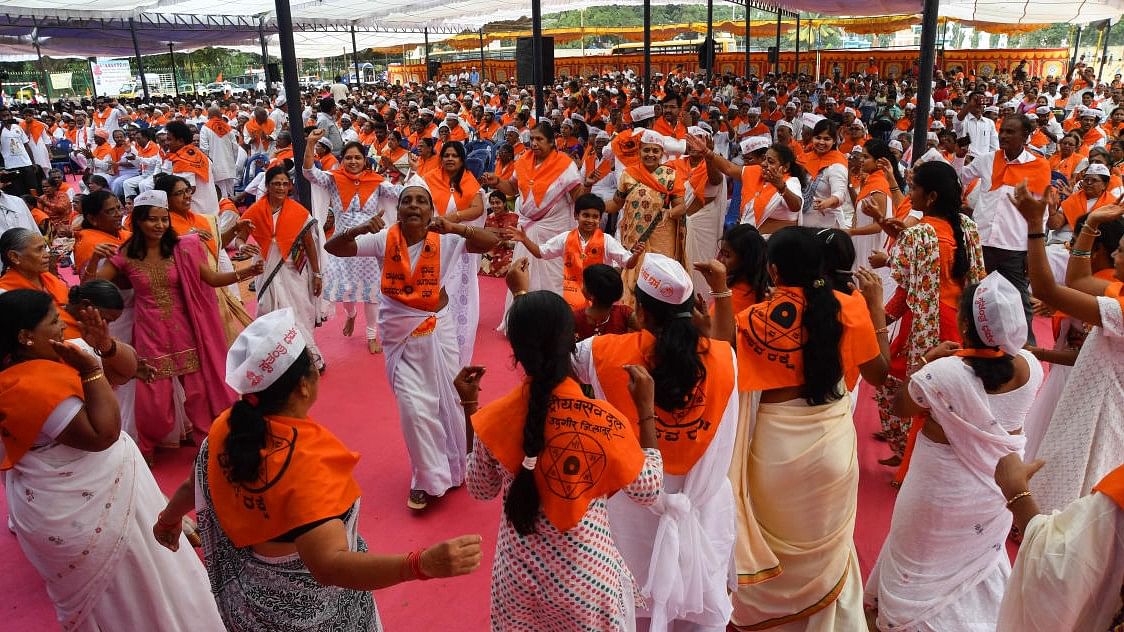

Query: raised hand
[622,364,655,413]
[49,340,101,375]
[692,259,729,293]
[453,366,486,402]
[505,257,531,295]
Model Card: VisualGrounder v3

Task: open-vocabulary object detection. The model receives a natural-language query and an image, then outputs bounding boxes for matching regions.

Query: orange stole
[206,410,362,547]
[425,169,481,216]
[1060,188,1114,228]
[514,150,573,206]
[330,169,383,209]
[624,163,685,200]
[561,229,605,310]
[1092,463,1124,509]
[169,145,211,183]
[0,271,80,339]
[989,151,1050,194]
[471,378,645,532]
[856,170,891,206]
[169,210,219,260]
[672,157,709,202]
[241,197,312,261]
[0,360,83,470]
[245,118,275,147]
[73,228,131,273]
[591,331,734,475]
[381,226,441,336]
[92,142,114,163]
[204,117,232,138]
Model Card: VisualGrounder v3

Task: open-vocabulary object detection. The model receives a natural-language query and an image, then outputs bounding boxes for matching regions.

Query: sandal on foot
[878,455,903,467]
[368,339,383,354]
[407,490,429,511]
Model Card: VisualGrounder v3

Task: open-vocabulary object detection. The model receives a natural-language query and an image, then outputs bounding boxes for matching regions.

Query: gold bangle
[709,289,733,298]
[1081,223,1102,236]
[81,371,105,384]
[512,290,528,297]
[875,326,889,335]
[1005,490,1032,508]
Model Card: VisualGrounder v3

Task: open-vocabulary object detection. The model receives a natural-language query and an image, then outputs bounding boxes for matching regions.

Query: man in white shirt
[329,76,350,103]
[952,113,1050,343]
[0,175,39,232]
[339,115,360,145]
[954,90,1000,157]
[315,97,343,155]
[0,106,36,196]
[198,106,242,198]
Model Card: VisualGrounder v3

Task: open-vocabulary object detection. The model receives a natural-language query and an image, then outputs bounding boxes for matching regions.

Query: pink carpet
[0,277,1046,629]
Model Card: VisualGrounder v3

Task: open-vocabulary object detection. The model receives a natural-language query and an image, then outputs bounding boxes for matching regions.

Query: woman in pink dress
[97,190,257,461]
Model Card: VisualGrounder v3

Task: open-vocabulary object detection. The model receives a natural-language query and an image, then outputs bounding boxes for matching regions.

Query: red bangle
[409,548,431,581]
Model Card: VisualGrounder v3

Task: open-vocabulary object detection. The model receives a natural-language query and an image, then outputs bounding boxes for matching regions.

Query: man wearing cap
[1076,108,1107,152]
[952,113,1050,343]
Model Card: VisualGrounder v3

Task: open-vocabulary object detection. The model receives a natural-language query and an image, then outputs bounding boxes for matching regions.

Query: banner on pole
[49,73,72,91]
[92,58,132,96]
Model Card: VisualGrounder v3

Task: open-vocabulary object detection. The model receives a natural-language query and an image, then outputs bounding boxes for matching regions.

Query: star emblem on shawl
[542,432,606,500]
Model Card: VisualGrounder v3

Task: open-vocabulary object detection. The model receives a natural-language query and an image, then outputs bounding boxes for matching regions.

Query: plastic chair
[50,139,74,175]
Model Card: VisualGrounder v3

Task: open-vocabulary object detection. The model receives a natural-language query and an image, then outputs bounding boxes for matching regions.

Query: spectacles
[171,187,196,196]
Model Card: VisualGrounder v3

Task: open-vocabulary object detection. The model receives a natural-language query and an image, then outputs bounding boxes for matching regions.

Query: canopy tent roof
[0,0,1119,60]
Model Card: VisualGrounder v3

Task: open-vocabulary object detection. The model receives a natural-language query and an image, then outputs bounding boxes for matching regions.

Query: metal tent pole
[129,18,150,100]
[1068,25,1083,80]
[795,14,800,76]
[643,0,651,100]
[479,29,486,82]
[532,0,544,118]
[1098,19,1111,82]
[424,28,430,72]
[259,17,271,97]
[705,0,714,79]
[773,9,781,75]
[351,24,361,86]
[274,0,310,204]
[169,43,180,96]
[87,57,98,99]
[912,0,939,166]
[744,6,750,79]
[32,29,52,105]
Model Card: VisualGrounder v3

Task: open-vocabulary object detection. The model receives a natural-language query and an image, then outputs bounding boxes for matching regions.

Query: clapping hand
[505,257,531,295]
[453,366,486,403]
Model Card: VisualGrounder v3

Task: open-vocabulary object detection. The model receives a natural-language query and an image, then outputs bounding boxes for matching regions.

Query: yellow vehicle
[610,36,737,56]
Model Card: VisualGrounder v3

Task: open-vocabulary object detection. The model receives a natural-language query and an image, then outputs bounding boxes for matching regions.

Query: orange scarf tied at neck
[0,360,84,470]
[245,117,276,145]
[799,149,848,179]
[331,169,384,209]
[241,196,312,262]
[381,224,441,313]
[514,150,574,207]
[169,145,211,183]
[426,169,481,216]
[0,271,81,339]
[989,151,1050,194]
[471,378,646,532]
[562,229,605,310]
[207,411,362,547]
[205,117,233,138]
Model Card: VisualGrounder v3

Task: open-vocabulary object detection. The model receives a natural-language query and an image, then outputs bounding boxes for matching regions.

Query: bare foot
[342,315,356,337]
[368,338,383,354]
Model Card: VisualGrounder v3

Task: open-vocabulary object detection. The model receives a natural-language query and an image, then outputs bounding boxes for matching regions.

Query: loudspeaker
[697,37,717,68]
[266,63,280,84]
[767,47,779,64]
[515,36,555,86]
[427,60,441,82]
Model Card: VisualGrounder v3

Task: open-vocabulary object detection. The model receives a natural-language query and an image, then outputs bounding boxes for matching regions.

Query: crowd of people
[0,54,1122,632]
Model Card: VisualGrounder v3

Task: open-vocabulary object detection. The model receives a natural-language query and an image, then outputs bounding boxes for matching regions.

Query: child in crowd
[573,263,638,341]
[480,190,519,277]
[508,193,643,309]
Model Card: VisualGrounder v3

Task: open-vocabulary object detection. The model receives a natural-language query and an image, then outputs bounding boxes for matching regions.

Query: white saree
[255,214,323,364]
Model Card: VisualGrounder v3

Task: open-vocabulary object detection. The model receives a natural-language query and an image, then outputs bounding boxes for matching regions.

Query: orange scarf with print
[425,168,481,216]
[591,331,734,475]
[989,151,1050,194]
[514,149,573,207]
[561,229,605,310]
[205,116,233,138]
[168,144,211,183]
[241,196,312,262]
[207,411,362,547]
[0,271,80,339]
[471,378,645,532]
[381,224,441,311]
[0,360,84,470]
[331,169,384,208]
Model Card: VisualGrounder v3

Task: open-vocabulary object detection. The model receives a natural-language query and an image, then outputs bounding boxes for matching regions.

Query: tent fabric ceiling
[0,0,1119,59]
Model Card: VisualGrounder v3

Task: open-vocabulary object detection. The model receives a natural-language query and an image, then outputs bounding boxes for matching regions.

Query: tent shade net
[1,0,1120,59]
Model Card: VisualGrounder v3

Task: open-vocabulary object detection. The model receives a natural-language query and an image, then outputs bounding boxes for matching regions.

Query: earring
[25,340,33,346]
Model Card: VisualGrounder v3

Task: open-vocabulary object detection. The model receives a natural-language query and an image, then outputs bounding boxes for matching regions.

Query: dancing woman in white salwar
[422,141,486,365]
[482,122,582,324]
[305,131,400,354]
[326,179,499,511]
[0,289,223,632]
[865,273,1043,631]
[240,166,324,370]
[1012,186,1124,514]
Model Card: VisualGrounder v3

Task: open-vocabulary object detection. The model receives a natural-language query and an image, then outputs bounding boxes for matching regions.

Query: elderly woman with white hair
[325,177,499,511]
[865,272,1043,631]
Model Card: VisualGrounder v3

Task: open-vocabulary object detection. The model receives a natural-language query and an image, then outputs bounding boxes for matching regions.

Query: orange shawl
[1093,463,1124,509]
[0,270,80,339]
[624,162,685,200]
[989,151,1050,194]
[495,158,516,181]
[0,360,84,470]
[471,378,645,532]
[1060,188,1115,228]
[169,210,220,260]
[381,224,441,311]
[591,331,734,475]
[241,197,312,262]
[168,144,211,183]
[134,140,160,158]
[514,149,574,206]
[21,119,46,142]
[207,411,362,547]
[799,149,848,179]
[318,154,338,172]
[425,168,481,216]
[92,142,114,163]
[561,229,605,310]
[244,117,276,148]
[1049,152,1084,181]
[857,170,891,205]
[672,156,709,201]
[205,117,233,138]
[331,169,384,208]
[74,228,130,273]
[268,146,294,169]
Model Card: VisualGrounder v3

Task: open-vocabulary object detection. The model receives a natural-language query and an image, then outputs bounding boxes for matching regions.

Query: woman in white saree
[0,288,223,632]
[864,273,1043,631]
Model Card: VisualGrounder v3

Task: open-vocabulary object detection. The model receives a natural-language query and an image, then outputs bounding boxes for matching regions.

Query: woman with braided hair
[463,289,663,631]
